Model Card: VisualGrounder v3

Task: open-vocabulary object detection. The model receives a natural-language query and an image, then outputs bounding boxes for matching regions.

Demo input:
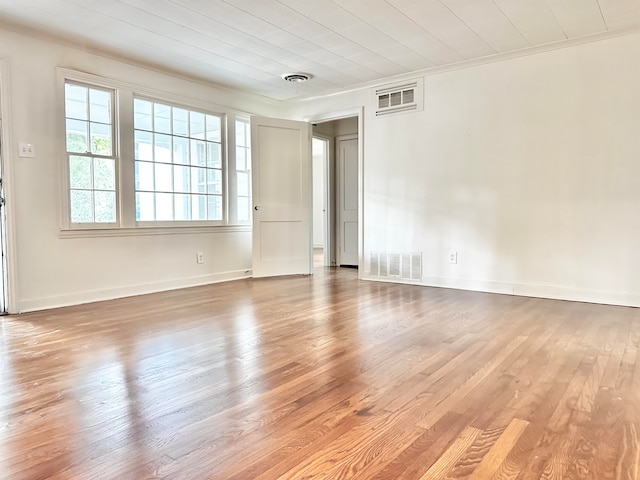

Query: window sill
[59,224,251,239]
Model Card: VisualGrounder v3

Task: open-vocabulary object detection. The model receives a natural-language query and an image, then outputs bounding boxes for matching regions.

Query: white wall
[334,117,358,137]
[0,27,281,312]
[287,32,640,307]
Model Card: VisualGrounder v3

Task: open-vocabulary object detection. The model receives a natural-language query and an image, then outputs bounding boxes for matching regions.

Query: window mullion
[118,89,136,228]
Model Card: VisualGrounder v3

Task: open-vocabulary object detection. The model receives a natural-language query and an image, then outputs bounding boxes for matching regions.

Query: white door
[337,135,358,266]
[251,116,312,277]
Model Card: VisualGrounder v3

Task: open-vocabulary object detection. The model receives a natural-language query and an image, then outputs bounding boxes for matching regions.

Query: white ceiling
[1,0,640,101]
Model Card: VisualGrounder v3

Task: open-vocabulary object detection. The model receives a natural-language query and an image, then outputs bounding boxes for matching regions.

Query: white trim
[58,224,250,239]
[17,269,252,313]
[0,57,19,313]
[361,273,640,309]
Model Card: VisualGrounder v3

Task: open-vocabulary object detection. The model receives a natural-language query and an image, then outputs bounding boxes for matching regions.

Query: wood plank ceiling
[1,0,639,100]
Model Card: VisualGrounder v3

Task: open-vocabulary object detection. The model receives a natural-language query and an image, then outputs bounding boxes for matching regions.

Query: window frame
[233,117,252,225]
[58,68,252,237]
[132,95,227,227]
[60,75,121,230]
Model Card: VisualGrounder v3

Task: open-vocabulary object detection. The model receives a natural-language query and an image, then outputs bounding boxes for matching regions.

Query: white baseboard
[17,269,252,313]
[361,273,640,308]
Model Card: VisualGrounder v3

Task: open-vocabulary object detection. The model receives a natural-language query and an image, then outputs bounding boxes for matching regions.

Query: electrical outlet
[18,142,36,158]
[448,252,458,264]
[196,252,204,264]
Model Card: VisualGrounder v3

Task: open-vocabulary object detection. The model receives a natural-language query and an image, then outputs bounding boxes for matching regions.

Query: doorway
[312,136,329,268]
[311,114,360,270]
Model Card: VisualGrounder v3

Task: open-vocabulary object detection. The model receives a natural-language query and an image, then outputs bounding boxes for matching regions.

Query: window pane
[190,111,205,139]
[174,194,191,220]
[237,171,249,197]
[156,193,173,220]
[134,99,152,130]
[173,165,190,193]
[66,119,88,153]
[69,156,92,189]
[154,103,171,134]
[236,147,246,171]
[155,162,173,192]
[136,192,155,221]
[173,136,189,164]
[94,158,115,190]
[207,142,221,168]
[135,130,153,161]
[192,195,206,220]
[154,133,172,163]
[65,84,87,120]
[94,191,116,223]
[207,169,222,195]
[90,122,112,155]
[238,196,250,223]
[190,167,206,193]
[190,140,206,167]
[173,108,188,137]
[70,190,93,223]
[206,114,221,142]
[89,89,111,124]
[207,195,222,220]
[135,161,154,191]
[236,120,248,147]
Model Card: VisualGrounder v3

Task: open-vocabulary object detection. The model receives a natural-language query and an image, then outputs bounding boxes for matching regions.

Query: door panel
[251,117,311,277]
[337,136,358,266]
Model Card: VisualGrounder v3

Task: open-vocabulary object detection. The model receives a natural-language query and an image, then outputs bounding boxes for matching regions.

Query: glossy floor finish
[1,267,640,479]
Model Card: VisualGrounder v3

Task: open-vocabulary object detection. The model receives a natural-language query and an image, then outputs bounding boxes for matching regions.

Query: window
[61,70,252,232]
[235,119,251,223]
[133,99,223,222]
[64,83,116,223]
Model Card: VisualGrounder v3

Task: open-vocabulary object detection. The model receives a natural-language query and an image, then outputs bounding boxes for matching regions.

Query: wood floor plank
[370,412,471,480]
[417,426,481,479]
[1,267,639,479]
[415,334,530,430]
[616,422,640,480]
[467,417,529,479]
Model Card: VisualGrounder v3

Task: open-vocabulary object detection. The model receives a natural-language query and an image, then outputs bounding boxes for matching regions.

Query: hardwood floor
[1,267,639,479]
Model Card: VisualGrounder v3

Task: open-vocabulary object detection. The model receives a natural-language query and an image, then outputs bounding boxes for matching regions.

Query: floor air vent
[369,252,421,281]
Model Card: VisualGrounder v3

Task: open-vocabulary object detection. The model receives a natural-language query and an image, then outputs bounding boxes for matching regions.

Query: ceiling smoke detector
[282,73,312,83]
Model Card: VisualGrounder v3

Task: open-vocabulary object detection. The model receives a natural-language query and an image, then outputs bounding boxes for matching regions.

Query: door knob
[254,205,260,211]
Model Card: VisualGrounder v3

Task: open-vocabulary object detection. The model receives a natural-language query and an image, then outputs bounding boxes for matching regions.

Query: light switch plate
[19,142,36,158]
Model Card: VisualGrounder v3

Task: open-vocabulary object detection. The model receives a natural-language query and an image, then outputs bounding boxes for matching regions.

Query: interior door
[251,116,312,277]
[337,135,358,266]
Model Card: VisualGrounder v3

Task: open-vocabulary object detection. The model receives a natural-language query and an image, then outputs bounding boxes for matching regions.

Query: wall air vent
[369,252,422,281]
[372,78,424,118]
